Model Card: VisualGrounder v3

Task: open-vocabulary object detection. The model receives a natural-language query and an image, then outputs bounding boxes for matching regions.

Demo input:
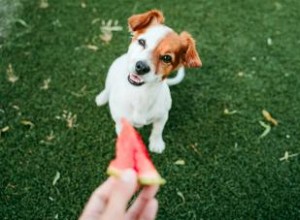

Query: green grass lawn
[1,0,300,219]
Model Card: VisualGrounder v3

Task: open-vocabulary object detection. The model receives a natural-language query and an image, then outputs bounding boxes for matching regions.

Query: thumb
[101,169,138,219]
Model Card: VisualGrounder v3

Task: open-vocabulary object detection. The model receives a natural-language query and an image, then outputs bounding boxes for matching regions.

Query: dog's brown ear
[128,9,165,32]
[180,32,202,68]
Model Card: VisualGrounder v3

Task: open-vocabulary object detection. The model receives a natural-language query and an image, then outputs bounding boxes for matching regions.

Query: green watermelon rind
[107,167,166,185]
[139,176,166,185]
[107,167,122,177]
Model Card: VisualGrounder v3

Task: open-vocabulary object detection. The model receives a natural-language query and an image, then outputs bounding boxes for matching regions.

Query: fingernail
[121,169,136,183]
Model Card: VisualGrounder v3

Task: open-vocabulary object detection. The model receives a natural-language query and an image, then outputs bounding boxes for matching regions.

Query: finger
[126,185,159,219]
[79,177,116,220]
[138,198,158,220]
[100,169,138,219]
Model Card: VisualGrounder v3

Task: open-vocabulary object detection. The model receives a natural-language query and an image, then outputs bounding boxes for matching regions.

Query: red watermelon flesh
[107,118,166,185]
[107,119,136,176]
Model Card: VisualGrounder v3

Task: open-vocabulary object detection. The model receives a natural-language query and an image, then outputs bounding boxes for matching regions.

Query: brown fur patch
[128,10,164,32]
[180,32,202,68]
[152,31,202,79]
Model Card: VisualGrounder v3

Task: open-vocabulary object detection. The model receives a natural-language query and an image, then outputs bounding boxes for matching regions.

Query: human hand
[79,169,159,220]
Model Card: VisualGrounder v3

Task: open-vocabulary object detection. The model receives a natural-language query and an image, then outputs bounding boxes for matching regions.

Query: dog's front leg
[149,115,168,153]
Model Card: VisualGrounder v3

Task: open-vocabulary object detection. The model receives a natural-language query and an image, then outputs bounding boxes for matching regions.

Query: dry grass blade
[224,108,237,115]
[40,78,51,90]
[21,120,34,129]
[267,38,273,46]
[6,64,19,83]
[100,32,112,43]
[86,44,98,51]
[174,159,185,165]
[52,171,60,186]
[190,143,201,156]
[60,110,78,128]
[81,2,86,8]
[259,121,271,138]
[1,126,10,132]
[262,109,278,126]
[0,126,10,137]
[15,19,28,27]
[99,19,123,43]
[279,151,299,161]
[39,0,49,9]
[91,18,100,24]
[46,131,55,141]
[69,85,96,97]
[177,190,186,203]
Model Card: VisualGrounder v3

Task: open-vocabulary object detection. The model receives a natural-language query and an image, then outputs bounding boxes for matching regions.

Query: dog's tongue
[130,73,142,83]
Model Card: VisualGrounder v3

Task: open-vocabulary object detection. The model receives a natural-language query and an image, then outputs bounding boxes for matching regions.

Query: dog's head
[126,9,202,86]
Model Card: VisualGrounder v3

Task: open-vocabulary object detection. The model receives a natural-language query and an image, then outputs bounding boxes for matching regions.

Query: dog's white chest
[131,94,166,127]
[111,82,171,127]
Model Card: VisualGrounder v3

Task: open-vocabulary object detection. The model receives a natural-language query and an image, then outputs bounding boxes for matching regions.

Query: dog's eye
[138,39,146,48]
[161,55,172,63]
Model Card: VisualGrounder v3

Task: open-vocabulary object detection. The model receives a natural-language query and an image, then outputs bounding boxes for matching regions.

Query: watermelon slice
[107,118,166,185]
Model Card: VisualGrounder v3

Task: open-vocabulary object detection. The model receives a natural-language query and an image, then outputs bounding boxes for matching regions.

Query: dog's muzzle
[128,61,149,86]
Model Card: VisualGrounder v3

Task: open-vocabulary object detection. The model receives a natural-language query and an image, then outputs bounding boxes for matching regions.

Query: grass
[1,0,300,219]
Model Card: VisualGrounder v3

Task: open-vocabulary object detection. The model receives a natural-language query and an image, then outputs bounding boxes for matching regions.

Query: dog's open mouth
[128,73,145,86]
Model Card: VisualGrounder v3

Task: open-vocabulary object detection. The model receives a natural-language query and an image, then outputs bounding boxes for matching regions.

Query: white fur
[95,25,182,153]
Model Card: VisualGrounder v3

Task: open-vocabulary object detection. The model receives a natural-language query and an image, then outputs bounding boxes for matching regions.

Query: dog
[95,9,202,153]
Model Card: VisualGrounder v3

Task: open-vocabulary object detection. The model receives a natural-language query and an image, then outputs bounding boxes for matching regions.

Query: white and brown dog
[95,10,202,153]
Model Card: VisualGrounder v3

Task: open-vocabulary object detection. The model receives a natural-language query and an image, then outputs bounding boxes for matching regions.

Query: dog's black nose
[135,61,150,75]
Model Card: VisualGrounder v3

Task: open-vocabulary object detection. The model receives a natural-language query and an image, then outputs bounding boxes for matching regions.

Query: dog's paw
[149,138,165,154]
[95,91,108,106]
